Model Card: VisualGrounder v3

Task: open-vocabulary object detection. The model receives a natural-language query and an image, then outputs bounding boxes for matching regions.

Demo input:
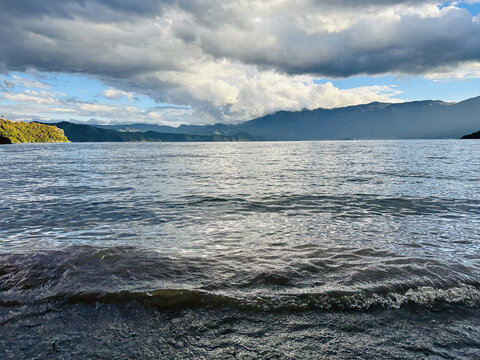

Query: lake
[1,140,479,359]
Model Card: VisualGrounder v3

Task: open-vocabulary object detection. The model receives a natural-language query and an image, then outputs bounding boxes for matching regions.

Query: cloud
[424,61,480,80]
[0,1,166,20]
[0,1,479,123]
[7,75,50,89]
[157,60,404,122]
[0,77,403,125]
[0,88,195,126]
[192,3,480,77]
[103,88,135,101]
[3,90,58,104]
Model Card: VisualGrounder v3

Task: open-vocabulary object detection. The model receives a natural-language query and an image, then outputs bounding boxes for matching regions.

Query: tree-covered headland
[0,117,69,144]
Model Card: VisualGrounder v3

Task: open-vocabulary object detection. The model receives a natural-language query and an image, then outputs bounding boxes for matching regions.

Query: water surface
[1,140,479,359]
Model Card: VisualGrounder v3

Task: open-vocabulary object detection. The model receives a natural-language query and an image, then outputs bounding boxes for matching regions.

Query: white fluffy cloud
[4,90,58,105]
[424,61,480,80]
[0,88,193,125]
[0,79,399,125]
[103,88,135,101]
[8,75,50,89]
[163,61,403,122]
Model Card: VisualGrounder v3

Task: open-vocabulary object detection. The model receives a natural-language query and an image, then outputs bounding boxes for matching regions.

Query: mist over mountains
[94,96,480,140]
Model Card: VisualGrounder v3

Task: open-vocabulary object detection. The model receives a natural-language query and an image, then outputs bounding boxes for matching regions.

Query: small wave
[285,286,480,311]
[64,289,240,310]
[174,194,480,218]
[2,246,480,314]
[35,285,480,312]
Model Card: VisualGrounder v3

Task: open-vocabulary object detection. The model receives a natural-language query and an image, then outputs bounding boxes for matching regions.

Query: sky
[0,0,480,126]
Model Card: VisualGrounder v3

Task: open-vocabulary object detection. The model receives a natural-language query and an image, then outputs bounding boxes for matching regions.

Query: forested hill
[0,118,69,144]
[49,121,261,142]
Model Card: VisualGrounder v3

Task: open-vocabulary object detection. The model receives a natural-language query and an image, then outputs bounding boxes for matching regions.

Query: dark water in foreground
[1,140,480,359]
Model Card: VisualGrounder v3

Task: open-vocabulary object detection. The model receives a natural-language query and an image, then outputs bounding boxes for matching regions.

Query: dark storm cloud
[0,0,168,18]
[0,0,430,14]
[1,0,478,78]
[199,6,480,77]
[312,0,433,6]
[1,0,480,122]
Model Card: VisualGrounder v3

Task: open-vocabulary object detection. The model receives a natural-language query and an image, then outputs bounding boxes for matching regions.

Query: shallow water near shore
[1,140,480,359]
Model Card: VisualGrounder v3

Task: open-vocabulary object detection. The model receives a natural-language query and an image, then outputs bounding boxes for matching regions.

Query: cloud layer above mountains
[1,0,480,123]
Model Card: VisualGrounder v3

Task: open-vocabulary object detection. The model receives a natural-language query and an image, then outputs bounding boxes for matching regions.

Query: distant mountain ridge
[47,121,261,142]
[93,96,480,140]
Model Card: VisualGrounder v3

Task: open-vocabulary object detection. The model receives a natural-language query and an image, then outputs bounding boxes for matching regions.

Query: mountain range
[94,96,480,140]
[49,121,261,142]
